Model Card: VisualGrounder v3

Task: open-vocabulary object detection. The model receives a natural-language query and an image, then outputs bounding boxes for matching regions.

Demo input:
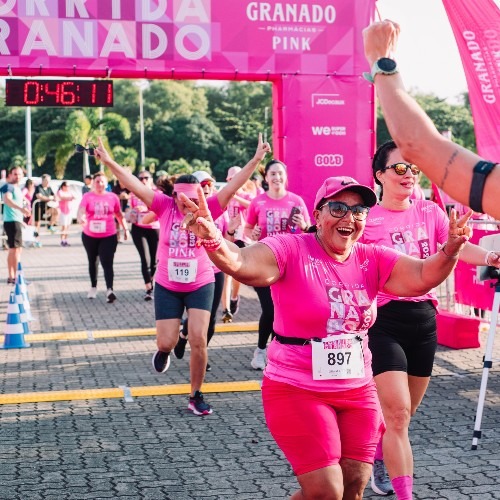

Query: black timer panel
[5,79,113,107]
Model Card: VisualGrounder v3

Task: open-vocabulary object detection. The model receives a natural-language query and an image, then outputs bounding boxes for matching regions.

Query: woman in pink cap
[244,159,310,370]
[181,175,471,498]
[94,135,270,416]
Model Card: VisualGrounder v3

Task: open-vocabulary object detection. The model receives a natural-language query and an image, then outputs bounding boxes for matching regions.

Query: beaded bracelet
[198,228,224,252]
[485,250,496,266]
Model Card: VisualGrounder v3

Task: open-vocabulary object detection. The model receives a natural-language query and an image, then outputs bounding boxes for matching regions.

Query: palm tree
[34,108,131,179]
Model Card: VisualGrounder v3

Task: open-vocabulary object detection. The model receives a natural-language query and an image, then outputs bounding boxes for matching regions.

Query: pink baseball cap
[314,176,377,210]
[226,166,242,180]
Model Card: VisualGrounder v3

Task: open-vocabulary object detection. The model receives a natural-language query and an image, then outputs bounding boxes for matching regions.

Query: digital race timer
[5,79,113,107]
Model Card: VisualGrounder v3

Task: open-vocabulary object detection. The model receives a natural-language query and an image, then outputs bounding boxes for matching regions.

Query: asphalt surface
[0,230,499,499]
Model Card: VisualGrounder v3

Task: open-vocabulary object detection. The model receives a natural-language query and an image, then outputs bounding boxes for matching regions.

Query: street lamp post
[136,80,149,168]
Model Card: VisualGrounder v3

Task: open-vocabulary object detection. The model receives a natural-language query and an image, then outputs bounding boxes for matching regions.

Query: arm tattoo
[439,149,459,189]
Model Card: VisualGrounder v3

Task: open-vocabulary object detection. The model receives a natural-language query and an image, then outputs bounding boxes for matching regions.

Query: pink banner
[0,0,374,79]
[280,75,374,213]
[454,228,498,311]
[442,0,500,159]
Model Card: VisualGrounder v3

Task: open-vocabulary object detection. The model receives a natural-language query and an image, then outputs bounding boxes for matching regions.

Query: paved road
[0,231,499,499]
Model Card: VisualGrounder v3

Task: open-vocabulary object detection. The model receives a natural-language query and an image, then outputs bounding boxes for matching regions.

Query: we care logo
[311,126,346,136]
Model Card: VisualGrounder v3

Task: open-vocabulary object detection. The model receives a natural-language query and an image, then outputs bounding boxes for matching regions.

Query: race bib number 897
[311,334,365,380]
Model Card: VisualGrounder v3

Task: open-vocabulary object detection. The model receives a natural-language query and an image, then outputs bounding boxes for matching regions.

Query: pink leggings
[262,377,384,476]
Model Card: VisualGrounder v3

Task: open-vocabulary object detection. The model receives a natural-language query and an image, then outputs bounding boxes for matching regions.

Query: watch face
[378,58,397,72]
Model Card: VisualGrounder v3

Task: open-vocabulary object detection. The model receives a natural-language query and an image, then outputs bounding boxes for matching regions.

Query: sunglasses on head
[200,180,213,187]
[75,144,96,156]
[318,201,370,221]
[384,162,420,176]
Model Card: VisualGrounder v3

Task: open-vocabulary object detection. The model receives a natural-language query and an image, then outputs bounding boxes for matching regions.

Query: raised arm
[384,210,472,296]
[180,186,279,287]
[94,137,154,208]
[362,20,500,219]
[216,133,271,209]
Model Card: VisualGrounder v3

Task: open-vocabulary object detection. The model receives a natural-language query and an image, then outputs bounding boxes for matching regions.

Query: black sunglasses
[138,176,151,181]
[384,162,420,176]
[318,201,370,221]
[75,144,96,156]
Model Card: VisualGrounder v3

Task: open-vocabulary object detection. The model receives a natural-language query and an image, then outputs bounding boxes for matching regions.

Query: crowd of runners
[1,20,499,500]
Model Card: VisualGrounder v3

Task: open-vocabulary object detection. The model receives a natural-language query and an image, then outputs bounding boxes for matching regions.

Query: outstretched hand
[178,185,218,239]
[94,137,112,165]
[444,209,473,256]
[253,132,272,163]
[362,19,400,66]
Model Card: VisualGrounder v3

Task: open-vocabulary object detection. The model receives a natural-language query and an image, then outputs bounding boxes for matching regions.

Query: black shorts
[154,281,215,320]
[33,202,48,222]
[368,300,437,377]
[4,221,23,248]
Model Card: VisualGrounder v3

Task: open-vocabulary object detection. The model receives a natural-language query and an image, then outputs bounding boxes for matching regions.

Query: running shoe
[222,309,233,323]
[229,296,240,315]
[152,350,171,373]
[7,278,15,285]
[251,347,267,370]
[173,335,188,359]
[371,459,394,496]
[144,288,153,301]
[106,289,116,303]
[87,287,97,299]
[206,363,211,372]
[188,391,213,416]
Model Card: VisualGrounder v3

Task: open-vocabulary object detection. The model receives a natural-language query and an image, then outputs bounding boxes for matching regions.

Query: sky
[375,0,499,100]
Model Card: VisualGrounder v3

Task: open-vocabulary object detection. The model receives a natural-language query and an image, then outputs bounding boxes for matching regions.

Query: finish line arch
[0,0,377,210]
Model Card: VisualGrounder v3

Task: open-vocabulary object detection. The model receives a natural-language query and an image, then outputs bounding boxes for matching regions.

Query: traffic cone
[16,270,35,322]
[15,283,32,335]
[2,291,30,349]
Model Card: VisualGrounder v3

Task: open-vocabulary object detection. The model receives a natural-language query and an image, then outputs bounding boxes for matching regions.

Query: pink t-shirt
[361,200,449,306]
[130,192,160,229]
[57,189,73,215]
[227,192,253,243]
[246,192,310,239]
[80,191,121,238]
[261,233,401,392]
[151,191,223,292]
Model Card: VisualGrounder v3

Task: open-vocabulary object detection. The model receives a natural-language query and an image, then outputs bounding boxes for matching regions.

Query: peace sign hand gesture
[441,209,473,258]
[178,185,218,240]
[253,132,272,163]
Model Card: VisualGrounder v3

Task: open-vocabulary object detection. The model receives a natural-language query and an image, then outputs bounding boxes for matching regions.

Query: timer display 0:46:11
[5,79,114,107]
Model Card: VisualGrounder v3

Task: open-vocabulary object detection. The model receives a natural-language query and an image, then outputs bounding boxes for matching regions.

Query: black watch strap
[469,161,496,213]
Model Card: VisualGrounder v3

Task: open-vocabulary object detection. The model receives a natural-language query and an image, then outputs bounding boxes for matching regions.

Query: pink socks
[392,475,413,500]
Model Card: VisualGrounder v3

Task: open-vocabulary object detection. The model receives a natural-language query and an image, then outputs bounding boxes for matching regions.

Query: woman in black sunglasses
[361,140,500,499]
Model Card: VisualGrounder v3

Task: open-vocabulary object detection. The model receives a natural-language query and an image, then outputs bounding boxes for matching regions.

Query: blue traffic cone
[2,291,30,349]
[15,285,32,335]
[16,273,35,322]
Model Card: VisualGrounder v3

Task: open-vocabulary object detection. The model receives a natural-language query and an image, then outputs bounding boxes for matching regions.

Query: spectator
[82,175,93,194]
[57,181,75,247]
[33,174,58,236]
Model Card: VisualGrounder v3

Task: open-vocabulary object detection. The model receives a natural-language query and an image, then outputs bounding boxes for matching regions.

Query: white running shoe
[251,347,267,370]
[87,287,97,299]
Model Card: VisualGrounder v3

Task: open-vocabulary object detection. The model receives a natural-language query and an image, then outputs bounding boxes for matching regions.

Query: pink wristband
[198,228,223,252]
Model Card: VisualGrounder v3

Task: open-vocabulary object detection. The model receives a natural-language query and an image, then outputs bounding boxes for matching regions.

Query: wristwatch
[363,57,398,83]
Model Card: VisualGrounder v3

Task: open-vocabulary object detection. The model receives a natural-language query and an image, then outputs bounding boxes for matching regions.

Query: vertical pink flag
[442,0,500,159]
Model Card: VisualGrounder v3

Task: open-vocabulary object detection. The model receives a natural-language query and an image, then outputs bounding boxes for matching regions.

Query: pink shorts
[261,376,384,476]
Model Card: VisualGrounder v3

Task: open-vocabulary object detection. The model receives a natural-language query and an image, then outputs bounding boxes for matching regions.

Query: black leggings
[182,271,225,345]
[81,233,118,289]
[131,224,159,285]
[254,285,275,349]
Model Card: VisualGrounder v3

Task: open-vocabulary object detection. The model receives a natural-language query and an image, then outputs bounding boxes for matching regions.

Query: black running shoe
[206,363,211,372]
[188,391,213,416]
[229,296,240,315]
[173,335,188,360]
[152,350,171,373]
[106,289,116,303]
[144,289,153,301]
[222,309,233,323]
